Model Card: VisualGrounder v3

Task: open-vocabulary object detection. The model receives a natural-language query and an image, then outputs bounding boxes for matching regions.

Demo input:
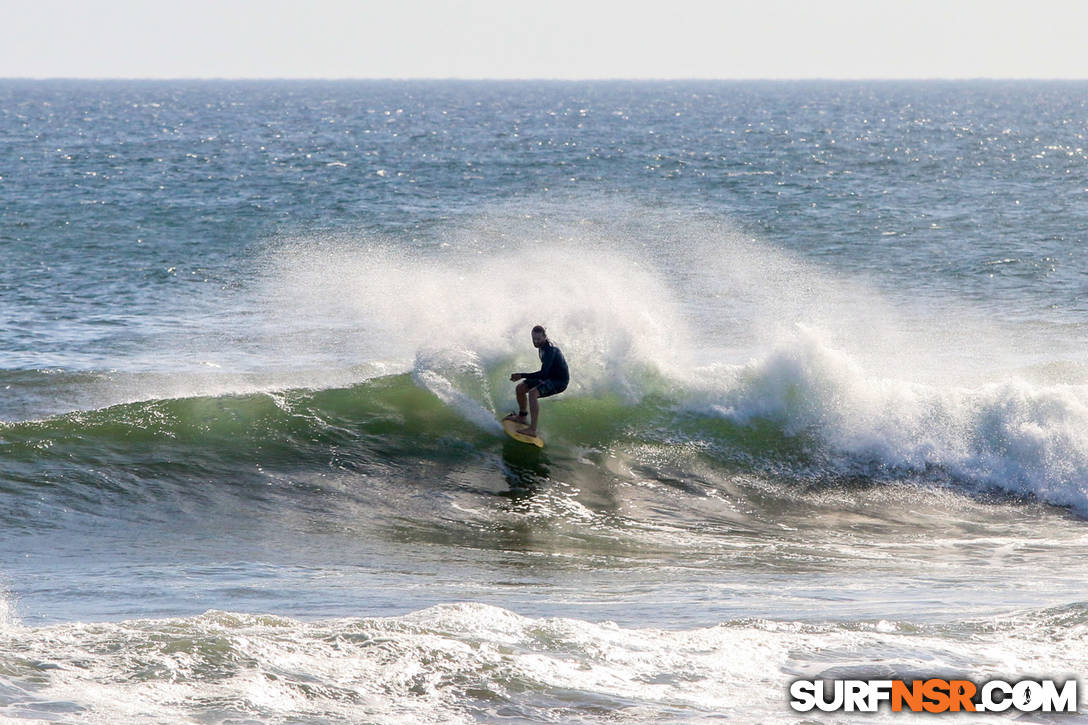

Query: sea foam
[695,326,1088,511]
[1,602,1084,724]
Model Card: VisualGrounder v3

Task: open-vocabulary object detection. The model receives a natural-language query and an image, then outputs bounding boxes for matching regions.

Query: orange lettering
[922,679,951,713]
[892,680,924,712]
[949,680,977,712]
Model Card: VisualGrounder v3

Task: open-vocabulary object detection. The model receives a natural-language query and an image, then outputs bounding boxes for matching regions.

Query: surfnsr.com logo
[789,678,1079,714]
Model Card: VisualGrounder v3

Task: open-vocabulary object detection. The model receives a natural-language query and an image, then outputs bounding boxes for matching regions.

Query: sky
[2,0,1088,80]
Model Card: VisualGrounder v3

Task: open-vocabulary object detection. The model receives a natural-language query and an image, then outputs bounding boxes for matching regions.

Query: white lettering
[844,680,869,712]
[1013,681,1043,712]
[789,680,817,712]
[868,680,893,711]
[981,681,1013,712]
[817,680,844,712]
[1041,680,1078,713]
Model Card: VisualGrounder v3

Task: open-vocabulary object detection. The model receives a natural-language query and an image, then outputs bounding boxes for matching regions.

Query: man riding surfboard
[504,325,569,437]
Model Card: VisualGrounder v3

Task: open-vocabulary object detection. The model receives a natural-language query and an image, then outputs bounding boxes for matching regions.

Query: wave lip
[695,328,1088,512]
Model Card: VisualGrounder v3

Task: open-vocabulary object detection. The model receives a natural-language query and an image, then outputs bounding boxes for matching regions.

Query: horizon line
[3,76,1088,83]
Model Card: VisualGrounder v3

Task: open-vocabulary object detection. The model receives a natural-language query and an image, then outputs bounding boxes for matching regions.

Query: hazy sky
[3,0,1087,80]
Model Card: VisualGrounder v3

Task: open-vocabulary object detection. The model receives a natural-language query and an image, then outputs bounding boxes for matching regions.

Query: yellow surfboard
[502,418,544,447]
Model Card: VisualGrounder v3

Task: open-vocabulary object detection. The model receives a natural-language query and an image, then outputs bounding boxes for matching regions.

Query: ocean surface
[1,79,1086,722]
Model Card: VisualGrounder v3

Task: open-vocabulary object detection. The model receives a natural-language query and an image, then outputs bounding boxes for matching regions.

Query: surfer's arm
[518,347,556,382]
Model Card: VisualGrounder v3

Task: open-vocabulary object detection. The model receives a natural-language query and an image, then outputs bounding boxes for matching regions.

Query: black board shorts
[527,379,567,398]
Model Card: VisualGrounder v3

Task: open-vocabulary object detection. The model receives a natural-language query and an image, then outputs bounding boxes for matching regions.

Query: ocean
[0,79,1086,722]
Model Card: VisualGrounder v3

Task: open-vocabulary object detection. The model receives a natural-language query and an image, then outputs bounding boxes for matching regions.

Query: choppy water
[1,80,1087,722]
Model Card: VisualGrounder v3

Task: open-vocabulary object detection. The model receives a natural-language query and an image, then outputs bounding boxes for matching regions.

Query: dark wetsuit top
[522,342,569,397]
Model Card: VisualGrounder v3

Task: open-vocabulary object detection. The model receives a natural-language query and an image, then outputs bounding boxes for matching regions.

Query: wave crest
[696,327,1088,509]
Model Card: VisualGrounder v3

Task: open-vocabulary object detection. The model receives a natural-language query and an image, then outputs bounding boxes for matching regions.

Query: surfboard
[502,418,544,448]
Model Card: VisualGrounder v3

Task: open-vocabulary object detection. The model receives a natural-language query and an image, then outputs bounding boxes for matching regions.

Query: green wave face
[3,357,1086,519]
[0,372,812,504]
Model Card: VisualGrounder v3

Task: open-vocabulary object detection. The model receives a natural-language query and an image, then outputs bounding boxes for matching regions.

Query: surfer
[504,325,569,437]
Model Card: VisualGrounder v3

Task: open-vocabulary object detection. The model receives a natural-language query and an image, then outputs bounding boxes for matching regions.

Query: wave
[3,215,1086,514]
[690,327,1088,510]
[1,601,1084,724]
[3,326,1087,515]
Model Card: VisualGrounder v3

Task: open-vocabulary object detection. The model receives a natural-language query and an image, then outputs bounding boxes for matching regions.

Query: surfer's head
[531,325,548,348]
